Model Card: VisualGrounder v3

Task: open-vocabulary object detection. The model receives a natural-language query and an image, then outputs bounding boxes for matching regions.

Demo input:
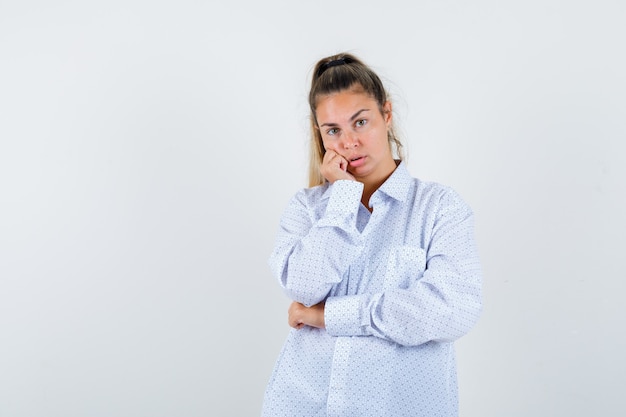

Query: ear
[383,101,392,126]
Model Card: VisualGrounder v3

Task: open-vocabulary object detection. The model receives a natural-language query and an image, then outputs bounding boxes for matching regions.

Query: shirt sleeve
[268,180,365,307]
[324,188,483,346]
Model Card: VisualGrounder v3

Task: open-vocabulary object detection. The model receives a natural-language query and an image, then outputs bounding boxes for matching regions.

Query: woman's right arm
[269,180,364,307]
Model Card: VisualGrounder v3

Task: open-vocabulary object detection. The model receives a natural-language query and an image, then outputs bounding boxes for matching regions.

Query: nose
[342,132,358,149]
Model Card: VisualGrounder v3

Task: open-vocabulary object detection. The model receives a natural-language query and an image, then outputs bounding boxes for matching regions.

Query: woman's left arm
[322,189,483,346]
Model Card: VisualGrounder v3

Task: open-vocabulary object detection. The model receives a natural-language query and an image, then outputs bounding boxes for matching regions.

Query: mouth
[348,155,366,167]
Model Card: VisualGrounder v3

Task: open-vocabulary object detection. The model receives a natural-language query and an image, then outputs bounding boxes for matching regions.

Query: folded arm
[324,189,483,346]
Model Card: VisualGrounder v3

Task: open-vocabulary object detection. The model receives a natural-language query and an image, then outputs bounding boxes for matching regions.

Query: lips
[348,155,366,167]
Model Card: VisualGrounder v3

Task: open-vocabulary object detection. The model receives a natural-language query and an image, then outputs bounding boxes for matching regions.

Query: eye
[355,119,367,128]
[326,127,339,136]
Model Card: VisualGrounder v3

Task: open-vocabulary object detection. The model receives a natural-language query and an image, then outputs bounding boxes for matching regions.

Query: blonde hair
[307,53,404,187]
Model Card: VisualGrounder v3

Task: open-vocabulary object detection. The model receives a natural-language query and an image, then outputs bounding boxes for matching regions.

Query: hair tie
[316,58,348,77]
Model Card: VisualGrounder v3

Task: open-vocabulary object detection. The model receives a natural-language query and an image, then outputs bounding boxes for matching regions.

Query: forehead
[315,89,378,122]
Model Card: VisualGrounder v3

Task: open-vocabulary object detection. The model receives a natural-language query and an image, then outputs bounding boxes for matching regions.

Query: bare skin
[288,301,326,329]
[287,88,398,330]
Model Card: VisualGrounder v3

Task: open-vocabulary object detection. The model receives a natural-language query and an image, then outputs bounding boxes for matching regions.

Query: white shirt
[263,162,482,417]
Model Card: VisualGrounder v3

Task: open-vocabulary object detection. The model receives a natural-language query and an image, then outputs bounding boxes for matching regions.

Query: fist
[320,150,355,183]
[288,301,326,329]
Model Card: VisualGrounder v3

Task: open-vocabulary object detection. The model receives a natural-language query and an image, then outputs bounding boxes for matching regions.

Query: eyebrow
[319,109,370,127]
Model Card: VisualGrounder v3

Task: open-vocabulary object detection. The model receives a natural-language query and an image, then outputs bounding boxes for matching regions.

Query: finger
[288,302,302,328]
[288,317,304,329]
[322,150,337,165]
[339,157,348,172]
[325,153,347,172]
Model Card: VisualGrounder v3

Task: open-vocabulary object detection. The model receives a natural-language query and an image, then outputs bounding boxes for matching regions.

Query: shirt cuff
[325,294,369,337]
[316,180,363,230]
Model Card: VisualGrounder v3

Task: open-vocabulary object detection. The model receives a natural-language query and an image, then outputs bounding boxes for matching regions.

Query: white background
[1,1,624,416]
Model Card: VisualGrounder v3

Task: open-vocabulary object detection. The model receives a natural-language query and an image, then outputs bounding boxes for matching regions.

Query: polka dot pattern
[263,162,482,416]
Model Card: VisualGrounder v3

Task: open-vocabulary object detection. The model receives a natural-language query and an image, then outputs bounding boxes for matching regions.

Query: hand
[320,150,355,183]
[288,301,326,330]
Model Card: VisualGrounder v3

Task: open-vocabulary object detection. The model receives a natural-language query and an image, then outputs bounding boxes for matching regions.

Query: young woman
[262,53,482,417]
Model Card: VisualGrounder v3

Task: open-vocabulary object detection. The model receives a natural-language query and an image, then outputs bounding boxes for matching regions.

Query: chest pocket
[383,246,427,290]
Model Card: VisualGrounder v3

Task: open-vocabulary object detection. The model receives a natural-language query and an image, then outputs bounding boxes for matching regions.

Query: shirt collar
[372,160,412,203]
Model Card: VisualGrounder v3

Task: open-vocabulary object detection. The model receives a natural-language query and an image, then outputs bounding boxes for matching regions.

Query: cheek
[321,139,335,152]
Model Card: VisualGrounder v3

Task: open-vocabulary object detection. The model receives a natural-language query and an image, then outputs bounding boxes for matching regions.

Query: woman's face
[315,88,395,182]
